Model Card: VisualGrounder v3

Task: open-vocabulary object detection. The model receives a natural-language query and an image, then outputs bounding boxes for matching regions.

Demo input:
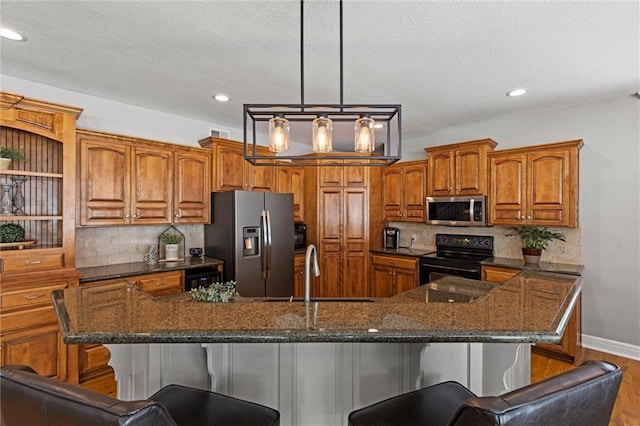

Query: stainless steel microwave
[425,196,487,226]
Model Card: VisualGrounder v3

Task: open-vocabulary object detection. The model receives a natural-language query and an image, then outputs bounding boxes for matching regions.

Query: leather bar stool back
[349,360,621,426]
[1,364,280,426]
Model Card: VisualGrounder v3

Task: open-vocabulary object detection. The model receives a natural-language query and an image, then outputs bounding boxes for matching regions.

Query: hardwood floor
[531,348,640,426]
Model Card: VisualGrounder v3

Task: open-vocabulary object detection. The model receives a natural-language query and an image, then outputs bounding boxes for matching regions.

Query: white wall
[0,75,242,145]
[3,75,638,348]
[404,95,640,347]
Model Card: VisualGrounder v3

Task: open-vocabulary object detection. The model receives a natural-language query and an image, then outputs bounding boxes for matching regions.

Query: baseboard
[582,334,640,361]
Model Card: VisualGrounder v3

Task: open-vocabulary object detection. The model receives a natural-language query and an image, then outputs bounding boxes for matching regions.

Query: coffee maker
[383,227,400,249]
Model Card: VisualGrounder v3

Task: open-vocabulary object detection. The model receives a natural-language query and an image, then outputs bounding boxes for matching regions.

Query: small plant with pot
[160,232,183,245]
[507,226,566,264]
[0,147,26,170]
[160,231,183,260]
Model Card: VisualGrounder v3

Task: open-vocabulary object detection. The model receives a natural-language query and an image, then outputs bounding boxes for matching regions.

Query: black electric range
[419,234,494,284]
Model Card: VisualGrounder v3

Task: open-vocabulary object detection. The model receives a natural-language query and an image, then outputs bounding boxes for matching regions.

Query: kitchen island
[52,270,581,426]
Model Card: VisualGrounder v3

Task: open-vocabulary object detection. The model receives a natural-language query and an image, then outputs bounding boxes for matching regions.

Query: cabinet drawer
[482,266,520,283]
[1,252,64,273]
[1,282,69,311]
[0,305,58,333]
[136,271,183,294]
[80,344,112,374]
[371,255,417,271]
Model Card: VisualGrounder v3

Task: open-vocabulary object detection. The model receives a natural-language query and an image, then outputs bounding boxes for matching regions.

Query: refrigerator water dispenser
[243,227,260,257]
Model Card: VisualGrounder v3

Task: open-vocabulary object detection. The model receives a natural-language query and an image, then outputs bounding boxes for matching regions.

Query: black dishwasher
[185,267,221,291]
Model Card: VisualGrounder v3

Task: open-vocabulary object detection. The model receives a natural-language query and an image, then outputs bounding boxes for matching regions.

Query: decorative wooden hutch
[0,91,82,383]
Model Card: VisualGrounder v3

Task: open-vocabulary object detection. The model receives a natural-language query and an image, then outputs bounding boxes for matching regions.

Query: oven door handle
[420,264,480,273]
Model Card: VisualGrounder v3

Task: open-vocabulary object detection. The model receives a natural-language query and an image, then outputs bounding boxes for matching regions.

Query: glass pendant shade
[312,116,333,152]
[269,116,290,152]
[354,117,375,152]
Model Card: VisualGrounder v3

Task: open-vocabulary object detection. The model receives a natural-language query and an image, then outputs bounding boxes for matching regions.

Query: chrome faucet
[304,244,320,302]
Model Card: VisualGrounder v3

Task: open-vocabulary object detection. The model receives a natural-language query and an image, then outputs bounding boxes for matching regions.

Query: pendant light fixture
[243,0,401,166]
[312,116,333,152]
[354,116,375,152]
[269,115,289,152]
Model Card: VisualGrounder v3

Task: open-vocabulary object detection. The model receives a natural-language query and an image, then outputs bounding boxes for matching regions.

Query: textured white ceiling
[1,0,638,141]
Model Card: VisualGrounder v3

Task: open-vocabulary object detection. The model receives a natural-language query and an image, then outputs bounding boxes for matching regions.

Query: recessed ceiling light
[0,27,27,41]
[213,94,230,102]
[506,88,527,97]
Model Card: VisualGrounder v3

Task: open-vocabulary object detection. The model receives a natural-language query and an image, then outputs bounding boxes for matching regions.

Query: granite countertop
[77,256,224,284]
[481,257,584,276]
[53,270,581,345]
[370,247,435,257]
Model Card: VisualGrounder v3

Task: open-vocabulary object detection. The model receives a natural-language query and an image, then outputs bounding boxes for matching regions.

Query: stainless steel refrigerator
[204,190,294,297]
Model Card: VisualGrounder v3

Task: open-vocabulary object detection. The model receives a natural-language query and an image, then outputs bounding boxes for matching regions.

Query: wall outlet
[411,234,417,242]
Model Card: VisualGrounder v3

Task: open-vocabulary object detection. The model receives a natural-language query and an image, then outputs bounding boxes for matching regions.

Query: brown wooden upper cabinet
[424,139,497,196]
[381,160,427,222]
[275,166,305,222]
[487,140,582,227]
[319,160,368,187]
[199,137,274,192]
[78,129,211,226]
[173,150,212,224]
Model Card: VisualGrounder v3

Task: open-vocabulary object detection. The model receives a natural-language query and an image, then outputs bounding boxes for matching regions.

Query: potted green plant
[0,223,26,243]
[507,226,566,264]
[0,147,26,170]
[160,232,183,260]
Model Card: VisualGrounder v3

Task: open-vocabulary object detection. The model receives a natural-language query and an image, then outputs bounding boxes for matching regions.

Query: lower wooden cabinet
[76,270,185,395]
[0,323,67,379]
[481,265,582,363]
[294,253,305,298]
[78,343,117,397]
[534,295,582,363]
[370,254,419,297]
[0,272,78,383]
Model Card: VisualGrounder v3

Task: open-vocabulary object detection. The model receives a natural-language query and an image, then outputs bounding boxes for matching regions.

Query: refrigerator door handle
[265,209,272,278]
[261,210,268,279]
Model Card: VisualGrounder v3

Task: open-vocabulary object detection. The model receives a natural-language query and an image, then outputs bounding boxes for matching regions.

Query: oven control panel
[435,234,493,249]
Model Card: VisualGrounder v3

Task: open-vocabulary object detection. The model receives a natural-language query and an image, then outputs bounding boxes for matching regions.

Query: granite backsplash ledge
[75,225,205,268]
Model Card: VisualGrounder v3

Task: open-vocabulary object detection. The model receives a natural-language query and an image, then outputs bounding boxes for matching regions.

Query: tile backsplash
[388,223,583,265]
[75,223,583,268]
[76,225,205,268]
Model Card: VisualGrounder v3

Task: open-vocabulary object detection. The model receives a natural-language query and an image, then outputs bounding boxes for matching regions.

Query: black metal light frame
[242,0,402,167]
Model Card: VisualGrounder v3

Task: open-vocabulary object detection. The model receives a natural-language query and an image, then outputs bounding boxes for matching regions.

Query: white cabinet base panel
[107,342,530,426]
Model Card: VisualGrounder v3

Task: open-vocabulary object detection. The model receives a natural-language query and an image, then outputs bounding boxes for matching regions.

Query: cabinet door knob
[449,187,453,191]
[132,214,137,218]
[527,215,532,219]
[175,214,180,218]
[125,214,130,218]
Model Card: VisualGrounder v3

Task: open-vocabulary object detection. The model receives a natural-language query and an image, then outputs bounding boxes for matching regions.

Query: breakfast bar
[52,270,581,426]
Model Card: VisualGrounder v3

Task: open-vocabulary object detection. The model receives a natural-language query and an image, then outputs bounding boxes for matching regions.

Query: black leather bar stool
[348,360,621,426]
[0,364,280,426]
